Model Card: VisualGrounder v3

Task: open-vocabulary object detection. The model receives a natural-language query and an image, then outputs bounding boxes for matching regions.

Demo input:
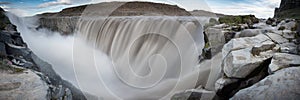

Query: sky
[0,0,281,18]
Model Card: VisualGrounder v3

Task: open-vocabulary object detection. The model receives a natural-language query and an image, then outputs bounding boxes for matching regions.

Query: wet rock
[264,33,289,44]
[269,53,300,73]
[231,67,300,100]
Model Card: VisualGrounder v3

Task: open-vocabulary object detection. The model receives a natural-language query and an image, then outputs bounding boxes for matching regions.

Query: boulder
[222,34,271,60]
[231,67,300,100]
[237,29,262,38]
[279,42,298,54]
[205,28,226,55]
[222,34,278,78]
[215,78,239,93]
[264,33,289,44]
[268,53,300,73]
[223,48,273,78]
[224,32,236,43]
[277,20,297,30]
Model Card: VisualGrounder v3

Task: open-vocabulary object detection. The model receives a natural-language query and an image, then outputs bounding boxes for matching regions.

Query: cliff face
[0,8,86,100]
[274,0,300,19]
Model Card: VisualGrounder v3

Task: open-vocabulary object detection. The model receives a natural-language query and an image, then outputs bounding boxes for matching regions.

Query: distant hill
[38,1,192,17]
[274,0,300,19]
[189,10,227,17]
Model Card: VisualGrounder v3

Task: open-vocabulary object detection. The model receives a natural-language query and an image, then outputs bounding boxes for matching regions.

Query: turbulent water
[7,11,220,99]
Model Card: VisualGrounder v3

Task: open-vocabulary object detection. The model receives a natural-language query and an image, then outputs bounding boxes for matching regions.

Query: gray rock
[205,28,226,55]
[231,67,300,100]
[237,29,262,38]
[222,34,278,78]
[269,53,300,73]
[264,32,289,44]
[222,34,271,59]
[279,42,298,54]
[223,48,271,78]
[277,20,297,30]
[171,88,215,100]
[215,78,239,93]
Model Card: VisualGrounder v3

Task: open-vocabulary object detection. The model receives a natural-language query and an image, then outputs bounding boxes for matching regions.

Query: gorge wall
[0,8,86,100]
[274,0,300,19]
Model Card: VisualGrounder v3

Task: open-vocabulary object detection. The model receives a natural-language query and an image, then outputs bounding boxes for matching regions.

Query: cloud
[209,0,281,18]
[38,0,72,8]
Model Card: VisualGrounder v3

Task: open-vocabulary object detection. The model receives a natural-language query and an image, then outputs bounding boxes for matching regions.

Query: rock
[264,33,289,44]
[222,34,271,60]
[224,32,236,43]
[223,48,271,78]
[277,20,297,30]
[266,18,276,26]
[279,42,298,54]
[171,88,215,100]
[222,34,277,78]
[0,69,49,100]
[215,78,239,93]
[0,42,6,58]
[231,67,300,100]
[205,28,225,55]
[237,29,262,38]
[268,53,300,73]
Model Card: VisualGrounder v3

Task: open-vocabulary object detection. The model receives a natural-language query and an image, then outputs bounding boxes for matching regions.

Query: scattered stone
[231,67,300,100]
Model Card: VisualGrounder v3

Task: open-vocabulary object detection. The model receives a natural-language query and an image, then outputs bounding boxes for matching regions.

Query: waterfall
[7,11,219,99]
[73,16,206,99]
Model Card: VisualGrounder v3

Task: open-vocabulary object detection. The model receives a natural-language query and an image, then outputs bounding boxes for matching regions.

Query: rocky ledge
[0,8,86,100]
[173,16,300,99]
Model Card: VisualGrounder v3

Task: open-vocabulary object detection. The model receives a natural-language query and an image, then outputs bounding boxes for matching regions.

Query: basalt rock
[274,0,300,19]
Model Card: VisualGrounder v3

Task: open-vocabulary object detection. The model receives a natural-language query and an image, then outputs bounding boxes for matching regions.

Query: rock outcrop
[274,0,300,19]
[182,11,300,99]
[0,8,86,99]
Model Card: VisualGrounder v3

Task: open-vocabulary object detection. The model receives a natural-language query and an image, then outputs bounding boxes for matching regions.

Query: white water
[7,11,220,99]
